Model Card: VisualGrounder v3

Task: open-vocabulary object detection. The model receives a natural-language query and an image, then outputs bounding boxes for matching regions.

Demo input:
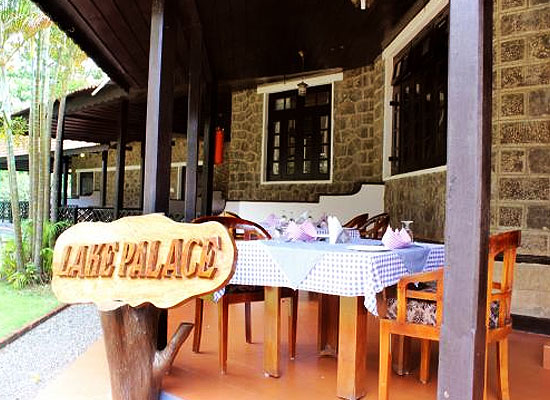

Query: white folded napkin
[381,225,412,249]
[328,216,349,244]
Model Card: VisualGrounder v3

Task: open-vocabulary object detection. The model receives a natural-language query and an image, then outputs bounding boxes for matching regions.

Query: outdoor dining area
[39,210,549,400]
[22,0,550,399]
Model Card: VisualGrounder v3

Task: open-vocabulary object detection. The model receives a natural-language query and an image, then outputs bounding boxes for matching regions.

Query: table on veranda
[224,239,445,399]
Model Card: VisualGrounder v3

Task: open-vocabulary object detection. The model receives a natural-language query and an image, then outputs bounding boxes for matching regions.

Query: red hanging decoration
[214,127,224,165]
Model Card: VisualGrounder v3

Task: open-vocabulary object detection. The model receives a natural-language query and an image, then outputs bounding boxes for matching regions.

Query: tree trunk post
[100,304,192,400]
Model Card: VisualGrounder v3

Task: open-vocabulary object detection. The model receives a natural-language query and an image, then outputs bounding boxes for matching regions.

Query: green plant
[0,219,70,288]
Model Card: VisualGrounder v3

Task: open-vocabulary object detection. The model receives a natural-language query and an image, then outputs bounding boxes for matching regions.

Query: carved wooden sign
[51,214,237,310]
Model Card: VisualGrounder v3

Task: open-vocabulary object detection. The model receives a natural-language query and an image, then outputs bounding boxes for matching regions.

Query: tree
[0,0,45,272]
[51,28,87,222]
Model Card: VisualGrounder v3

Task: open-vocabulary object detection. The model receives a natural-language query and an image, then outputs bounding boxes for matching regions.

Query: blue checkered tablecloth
[214,240,445,316]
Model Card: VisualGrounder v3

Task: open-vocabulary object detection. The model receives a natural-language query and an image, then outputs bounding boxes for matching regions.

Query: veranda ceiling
[35,0,429,90]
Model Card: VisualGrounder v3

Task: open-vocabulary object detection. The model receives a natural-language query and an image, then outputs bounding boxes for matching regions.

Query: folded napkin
[327,216,349,244]
[381,225,412,249]
[285,220,317,242]
[295,210,310,224]
[263,213,280,228]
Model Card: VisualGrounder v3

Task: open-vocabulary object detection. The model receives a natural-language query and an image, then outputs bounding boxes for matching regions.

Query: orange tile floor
[37,295,550,399]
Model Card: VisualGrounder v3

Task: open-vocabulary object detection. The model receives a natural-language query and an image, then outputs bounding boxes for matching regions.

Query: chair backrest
[487,230,520,330]
[343,213,369,229]
[192,215,271,241]
[361,213,390,239]
[218,210,240,218]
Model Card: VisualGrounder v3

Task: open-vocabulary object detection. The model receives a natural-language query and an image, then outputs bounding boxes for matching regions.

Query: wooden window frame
[390,14,449,175]
[265,84,332,182]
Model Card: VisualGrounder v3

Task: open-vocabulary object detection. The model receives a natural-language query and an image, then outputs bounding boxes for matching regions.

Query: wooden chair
[360,212,390,239]
[378,230,520,400]
[191,216,299,374]
[343,212,369,229]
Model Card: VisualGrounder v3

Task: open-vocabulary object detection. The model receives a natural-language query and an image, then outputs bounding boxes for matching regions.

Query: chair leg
[288,291,298,360]
[419,339,431,384]
[496,338,510,400]
[245,302,252,344]
[392,335,411,376]
[379,324,392,400]
[192,298,204,353]
[483,342,489,400]
[218,297,229,374]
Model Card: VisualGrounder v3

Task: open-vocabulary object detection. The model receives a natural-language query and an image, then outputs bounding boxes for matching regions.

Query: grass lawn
[0,281,60,339]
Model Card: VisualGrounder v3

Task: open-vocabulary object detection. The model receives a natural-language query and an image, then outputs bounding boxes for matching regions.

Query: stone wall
[227,57,385,202]
[69,137,229,208]
[384,170,447,241]
[383,0,550,259]
[492,0,550,257]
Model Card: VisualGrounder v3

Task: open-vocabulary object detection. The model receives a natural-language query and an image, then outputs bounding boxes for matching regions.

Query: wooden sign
[51,214,236,310]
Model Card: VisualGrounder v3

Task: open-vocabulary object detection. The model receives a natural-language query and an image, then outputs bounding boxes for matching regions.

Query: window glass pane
[288,119,295,133]
[322,130,329,143]
[289,136,295,146]
[272,163,279,175]
[273,149,279,161]
[287,162,295,175]
[303,146,311,160]
[275,98,284,110]
[303,161,311,174]
[285,96,296,109]
[319,160,328,174]
[274,121,280,133]
[317,91,329,105]
[274,135,280,147]
[320,115,328,129]
[288,147,295,157]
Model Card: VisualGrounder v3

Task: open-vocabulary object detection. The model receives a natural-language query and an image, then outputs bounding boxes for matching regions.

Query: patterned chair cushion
[386,297,502,328]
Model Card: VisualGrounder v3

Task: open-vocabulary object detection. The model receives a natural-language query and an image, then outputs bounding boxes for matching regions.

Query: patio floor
[36,294,550,400]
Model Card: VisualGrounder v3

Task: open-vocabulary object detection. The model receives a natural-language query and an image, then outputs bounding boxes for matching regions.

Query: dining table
[215,238,446,399]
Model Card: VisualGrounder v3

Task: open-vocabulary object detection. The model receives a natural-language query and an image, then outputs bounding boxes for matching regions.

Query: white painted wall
[224,183,385,223]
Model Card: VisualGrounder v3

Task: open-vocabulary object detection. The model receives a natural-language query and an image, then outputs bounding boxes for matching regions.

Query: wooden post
[52,113,65,219]
[143,0,174,217]
[140,138,146,209]
[200,84,215,217]
[100,305,193,400]
[437,1,493,400]
[114,100,128,219]
[184,27,202,222]
[143,0,176,350]
[62,157,69,206]
[101,150,108,207]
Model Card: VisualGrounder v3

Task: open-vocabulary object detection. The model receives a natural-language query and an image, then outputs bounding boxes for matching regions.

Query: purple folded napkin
[285,220,317,242]
[381,225,412,249]
[263,213,280,228]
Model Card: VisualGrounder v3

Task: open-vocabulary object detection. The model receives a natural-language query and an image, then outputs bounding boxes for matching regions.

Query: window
[390,15,448,175]
[79,172,94,197]
[266,84,331,181]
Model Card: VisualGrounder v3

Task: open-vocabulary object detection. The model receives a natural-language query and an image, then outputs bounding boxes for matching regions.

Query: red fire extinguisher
[214,126,224,165]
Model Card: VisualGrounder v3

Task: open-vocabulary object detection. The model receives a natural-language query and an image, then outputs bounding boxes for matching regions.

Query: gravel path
[0,304,102,400]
